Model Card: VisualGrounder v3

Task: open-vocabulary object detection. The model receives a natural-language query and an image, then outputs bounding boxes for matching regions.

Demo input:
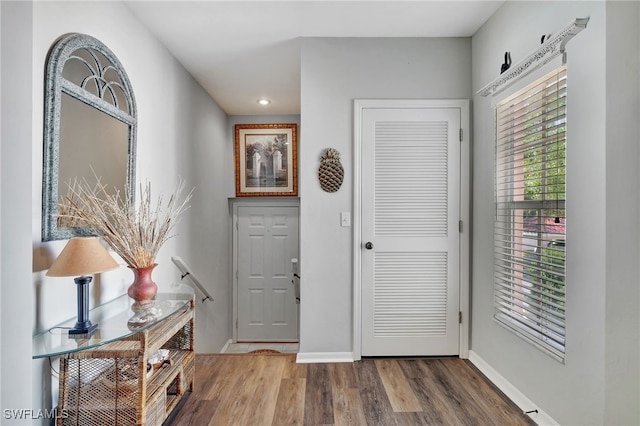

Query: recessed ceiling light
[257,98,271,106]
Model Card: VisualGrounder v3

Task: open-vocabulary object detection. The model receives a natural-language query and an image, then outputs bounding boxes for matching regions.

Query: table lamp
[46,237,119,334]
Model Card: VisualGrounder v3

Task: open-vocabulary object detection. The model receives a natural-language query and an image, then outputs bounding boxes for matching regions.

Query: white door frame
[352,99,470,360]
[231,197,300,343]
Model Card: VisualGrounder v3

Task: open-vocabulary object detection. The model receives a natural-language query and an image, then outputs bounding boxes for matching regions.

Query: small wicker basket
[99,362,139,392]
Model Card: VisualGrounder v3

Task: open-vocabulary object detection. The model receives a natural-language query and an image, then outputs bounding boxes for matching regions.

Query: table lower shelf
[146,350,195,424]
[58,349,194,426]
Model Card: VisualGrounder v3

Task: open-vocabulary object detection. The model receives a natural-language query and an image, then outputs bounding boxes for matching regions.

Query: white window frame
[494,65,567,362]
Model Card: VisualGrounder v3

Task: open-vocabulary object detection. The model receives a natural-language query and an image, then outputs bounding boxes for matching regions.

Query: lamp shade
[47,237,119,277]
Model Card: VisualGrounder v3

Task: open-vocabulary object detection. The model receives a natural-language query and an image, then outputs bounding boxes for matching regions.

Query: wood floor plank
[168,354,534,426]
[234,355,286,425]
[354,360,398,425]
[199,355,247,401]
[427,359,496,426]
[394,411,435,426]
[271,378,306,425]
[207,356,271,425]
[437,359,534,426]
[409,375,469,425]
[304,363,334,425]
[399,359,466,425]
[169,399,218,426]
[282,354,307,379]
[400,359,488,426]
[332,386,368,426]
[169,356,222,425]
[375,359,423,413]
[328,362,358,389]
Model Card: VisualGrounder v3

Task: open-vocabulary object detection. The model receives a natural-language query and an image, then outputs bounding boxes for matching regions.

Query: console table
[33,284,195,426]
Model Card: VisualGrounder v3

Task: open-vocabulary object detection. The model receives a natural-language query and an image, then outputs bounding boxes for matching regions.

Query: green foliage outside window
[524,244,565,315]
[521,96,566,319]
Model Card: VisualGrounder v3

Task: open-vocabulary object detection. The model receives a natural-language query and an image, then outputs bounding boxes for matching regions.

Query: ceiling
[127,1,503,116]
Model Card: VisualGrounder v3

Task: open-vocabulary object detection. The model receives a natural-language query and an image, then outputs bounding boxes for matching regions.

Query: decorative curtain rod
[477,17,589,97]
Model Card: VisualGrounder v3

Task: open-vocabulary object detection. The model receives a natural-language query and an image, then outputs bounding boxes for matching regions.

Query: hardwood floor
[168,354,535,426]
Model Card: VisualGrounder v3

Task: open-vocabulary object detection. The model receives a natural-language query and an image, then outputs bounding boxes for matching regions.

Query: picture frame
[234,123,298,197]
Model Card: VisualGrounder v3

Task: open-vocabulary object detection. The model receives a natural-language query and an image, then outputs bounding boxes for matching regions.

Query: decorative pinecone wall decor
[318,148,344,193]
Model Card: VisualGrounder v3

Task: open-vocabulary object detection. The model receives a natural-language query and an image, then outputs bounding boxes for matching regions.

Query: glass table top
[33,284,195,359]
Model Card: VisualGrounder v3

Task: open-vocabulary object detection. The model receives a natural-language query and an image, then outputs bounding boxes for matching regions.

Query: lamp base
[69,322,98,335]
[71,276,98,335]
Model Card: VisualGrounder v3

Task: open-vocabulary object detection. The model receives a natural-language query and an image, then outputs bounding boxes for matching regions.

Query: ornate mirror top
[42,33,137,241]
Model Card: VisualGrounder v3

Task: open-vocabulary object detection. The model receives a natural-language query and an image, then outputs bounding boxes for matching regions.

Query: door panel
[237,206,299,341]
[361,106,460,356]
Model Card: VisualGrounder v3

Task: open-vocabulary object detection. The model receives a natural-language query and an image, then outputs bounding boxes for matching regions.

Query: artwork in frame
[234,123,298,197]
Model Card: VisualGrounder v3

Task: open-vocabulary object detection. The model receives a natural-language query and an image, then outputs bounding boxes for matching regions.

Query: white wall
[471,2,640,424]
[167,66,230,355]
[1,2,3,410]
[603,2,640,423]
[0,0,232,418]
[299,37,471,355]
[1,2,34,423]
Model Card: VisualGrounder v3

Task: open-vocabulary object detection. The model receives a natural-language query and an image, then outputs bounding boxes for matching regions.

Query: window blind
[494,65,567,360]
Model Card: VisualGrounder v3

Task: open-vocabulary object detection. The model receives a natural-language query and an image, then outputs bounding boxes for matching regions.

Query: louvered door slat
[375,121,448,237]
[374,252,448,336]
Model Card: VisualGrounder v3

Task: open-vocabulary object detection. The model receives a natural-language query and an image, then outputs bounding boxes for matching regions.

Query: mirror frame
[42,33,137,241]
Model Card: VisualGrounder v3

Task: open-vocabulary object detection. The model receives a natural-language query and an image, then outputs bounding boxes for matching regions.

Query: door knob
[365,242,373,250]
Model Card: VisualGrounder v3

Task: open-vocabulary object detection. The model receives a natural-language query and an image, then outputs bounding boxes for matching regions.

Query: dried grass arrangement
[59,178,192,269]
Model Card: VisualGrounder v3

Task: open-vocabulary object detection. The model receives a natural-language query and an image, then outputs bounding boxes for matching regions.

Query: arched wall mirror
[42,33,137,241]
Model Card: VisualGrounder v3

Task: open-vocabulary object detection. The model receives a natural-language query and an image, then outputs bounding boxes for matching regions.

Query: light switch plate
[341,211,351,227]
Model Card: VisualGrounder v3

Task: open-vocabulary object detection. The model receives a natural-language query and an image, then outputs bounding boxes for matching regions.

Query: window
[494,65,567,361]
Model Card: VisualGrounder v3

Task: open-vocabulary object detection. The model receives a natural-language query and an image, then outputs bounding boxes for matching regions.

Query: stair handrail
[171,256,214,303]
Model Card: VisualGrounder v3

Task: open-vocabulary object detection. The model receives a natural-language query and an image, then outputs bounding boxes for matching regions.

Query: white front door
[360,101,463,356]
[236,205,299,341]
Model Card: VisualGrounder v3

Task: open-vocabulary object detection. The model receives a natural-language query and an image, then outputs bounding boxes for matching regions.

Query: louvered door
[361,105,460,356]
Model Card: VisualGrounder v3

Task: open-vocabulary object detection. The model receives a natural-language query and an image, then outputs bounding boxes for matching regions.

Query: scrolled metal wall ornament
[500,51,512,74]
[477,17,589,97]
[318,148,344,193]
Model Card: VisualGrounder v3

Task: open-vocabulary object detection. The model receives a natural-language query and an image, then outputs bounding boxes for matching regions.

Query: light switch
[341,211,351,227]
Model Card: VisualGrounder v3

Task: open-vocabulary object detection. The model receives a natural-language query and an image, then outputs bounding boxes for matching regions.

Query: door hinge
[458,220,463,233]
[459,311,463,324]
[459,128,463,142]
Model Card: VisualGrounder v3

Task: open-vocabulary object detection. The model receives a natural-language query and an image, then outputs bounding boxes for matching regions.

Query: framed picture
[234,123,298,197]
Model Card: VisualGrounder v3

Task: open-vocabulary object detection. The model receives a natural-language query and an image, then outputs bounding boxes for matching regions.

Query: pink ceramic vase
[127,264,158,309]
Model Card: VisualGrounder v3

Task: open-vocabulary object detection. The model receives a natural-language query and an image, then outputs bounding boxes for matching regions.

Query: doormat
[249,349,281,354]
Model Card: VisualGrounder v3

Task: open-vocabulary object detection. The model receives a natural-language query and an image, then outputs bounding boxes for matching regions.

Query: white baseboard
[220,339,232,353]
[296,352,354,363]
[468,350,559,426]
